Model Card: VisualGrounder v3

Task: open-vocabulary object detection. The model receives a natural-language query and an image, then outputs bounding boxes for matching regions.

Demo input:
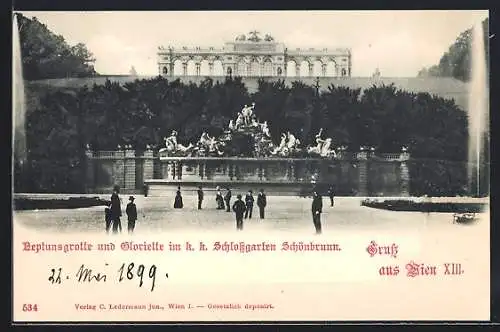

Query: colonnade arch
[160,54,348,77]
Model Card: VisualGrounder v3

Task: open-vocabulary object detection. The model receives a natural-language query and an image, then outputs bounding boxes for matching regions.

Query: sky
[17,10,489,77]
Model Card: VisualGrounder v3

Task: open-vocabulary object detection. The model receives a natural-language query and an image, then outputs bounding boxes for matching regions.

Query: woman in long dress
[174,186,183,209]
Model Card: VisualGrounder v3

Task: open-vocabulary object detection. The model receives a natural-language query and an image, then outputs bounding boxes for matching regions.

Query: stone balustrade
[84,148,411,196]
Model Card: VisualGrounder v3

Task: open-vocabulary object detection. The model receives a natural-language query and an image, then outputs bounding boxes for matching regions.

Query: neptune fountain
[158,102,338,159]
[144,103,410,196]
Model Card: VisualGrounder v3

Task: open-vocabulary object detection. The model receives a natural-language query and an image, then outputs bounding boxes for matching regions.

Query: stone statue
[235,113,244,129]
[286,131,298,149]
[315,128,325,151]
[160,130,194,155]
[261,121,271,137]
[247,31,261,42]
[320,138,336,157]
[228,120,235,131]
[199,132,211,147]
[264,34,274,42]
[271,133,288,156]
[307,128,335,157]
[241,103,255,126]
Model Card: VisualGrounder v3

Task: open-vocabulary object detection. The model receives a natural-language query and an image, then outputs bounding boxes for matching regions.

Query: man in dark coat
[327,186,335,207]
[197,185,204,210]
[110,187,122,234]
[126,196,138,233]
[232,194,246,230]
[311,190,323,234]
[174,186,183,208]
[244,190,254,219]
[257,188,267,219]
[224,188,232,212]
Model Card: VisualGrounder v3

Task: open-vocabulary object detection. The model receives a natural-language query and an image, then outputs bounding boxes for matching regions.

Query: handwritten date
[48,263,167,292]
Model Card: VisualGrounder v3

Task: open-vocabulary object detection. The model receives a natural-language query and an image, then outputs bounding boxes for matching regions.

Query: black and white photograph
[12,10,491,322]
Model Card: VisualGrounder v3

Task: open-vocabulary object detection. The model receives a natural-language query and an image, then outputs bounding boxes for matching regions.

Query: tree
[15,13,97,80]
[417,17,489,82]
[21,76,473,196]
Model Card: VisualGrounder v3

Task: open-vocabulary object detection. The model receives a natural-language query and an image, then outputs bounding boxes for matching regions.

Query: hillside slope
[25,75,470,112]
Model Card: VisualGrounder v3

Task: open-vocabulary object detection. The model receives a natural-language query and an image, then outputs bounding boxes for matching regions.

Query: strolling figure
[110,186,122,234]
[257,189,267,219]
[174,186,183,209]
[327,186,335,207]
[216,186,225,210]
[244,190,254,219]
[126,196,138,234]
[311,190,323,234]
[197,185,204,209]
[232,194,247,230]
[224,188,232,212]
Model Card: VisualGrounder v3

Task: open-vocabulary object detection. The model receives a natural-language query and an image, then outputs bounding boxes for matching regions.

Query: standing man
[244,190,254,219]
[327,185,335,207]
[126,196,138,234]
[224,188,232,212]
[257,188,267,219]
[311,190,323,234]
[197,185,204,210]
[110,186,122,234]
[232,194,246,231]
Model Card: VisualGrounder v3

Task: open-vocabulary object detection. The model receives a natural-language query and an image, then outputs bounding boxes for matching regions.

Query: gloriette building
[157,31,352,78]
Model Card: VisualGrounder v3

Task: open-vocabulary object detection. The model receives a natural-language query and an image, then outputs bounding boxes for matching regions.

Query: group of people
[106,183,336,235]
[196,186,268,230]
[104,186,138,234]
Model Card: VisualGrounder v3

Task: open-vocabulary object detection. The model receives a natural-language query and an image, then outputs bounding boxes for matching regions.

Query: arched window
[163,66,168,75]
[262,60,272,76]
[341,68,347,77]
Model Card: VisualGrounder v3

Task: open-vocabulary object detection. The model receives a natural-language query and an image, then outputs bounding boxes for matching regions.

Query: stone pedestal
[357,152,368,196]
[124,149,136,189]
[181,163,200,182]
[400,161,410,197]
[85,149,95,192]
[143,149,154,181]
[113,151,125,189]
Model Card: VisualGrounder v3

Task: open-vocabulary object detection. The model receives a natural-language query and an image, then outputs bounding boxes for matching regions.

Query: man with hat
[244,190,254,219]
[257,188,267,219]
[197,185,204,210]
[232,194,247,230]
[126,196,138,234]
[311,190,323,234]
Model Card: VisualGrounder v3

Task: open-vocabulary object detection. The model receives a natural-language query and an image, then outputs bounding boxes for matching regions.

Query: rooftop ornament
[235,31,275,43]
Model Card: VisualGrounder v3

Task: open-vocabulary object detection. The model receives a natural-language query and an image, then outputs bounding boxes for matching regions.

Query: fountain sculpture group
[159,103,337,158]
[83,102,410,196]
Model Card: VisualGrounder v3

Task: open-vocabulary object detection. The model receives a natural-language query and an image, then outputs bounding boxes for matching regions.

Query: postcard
[12,10,490,322]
